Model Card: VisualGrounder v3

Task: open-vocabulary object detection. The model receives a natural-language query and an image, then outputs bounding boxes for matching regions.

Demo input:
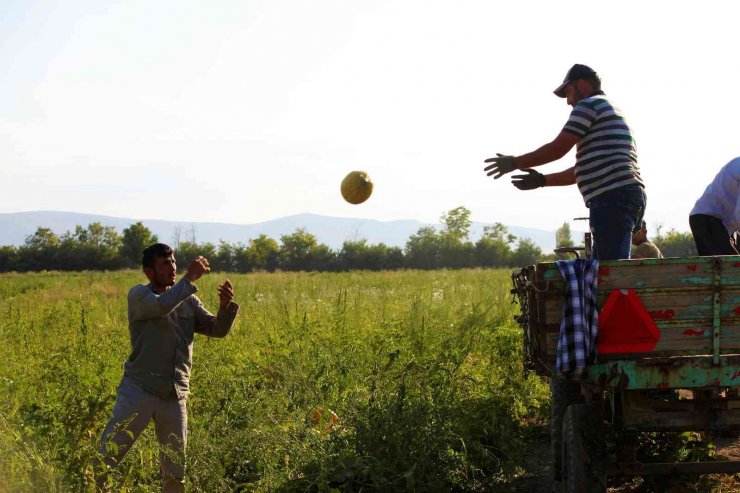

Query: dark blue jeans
[588,185,646,261]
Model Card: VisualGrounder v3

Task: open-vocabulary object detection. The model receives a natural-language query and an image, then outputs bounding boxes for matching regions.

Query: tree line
[0,206,699,273]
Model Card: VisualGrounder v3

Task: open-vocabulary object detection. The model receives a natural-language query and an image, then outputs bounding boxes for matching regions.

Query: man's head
[142,243,176,289]
[632,220,648,246]
[554,64,601,106]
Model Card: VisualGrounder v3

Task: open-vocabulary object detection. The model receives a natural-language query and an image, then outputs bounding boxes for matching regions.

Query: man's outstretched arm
[511,166,576,190]
[544,166,577,186]
[515,131,580,169]
[484,131,579,178]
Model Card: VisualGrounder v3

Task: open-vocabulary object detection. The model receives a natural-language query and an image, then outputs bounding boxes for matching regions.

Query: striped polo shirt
[562,91,643,205]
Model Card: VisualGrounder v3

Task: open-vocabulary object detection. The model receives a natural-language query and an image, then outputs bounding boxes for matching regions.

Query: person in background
[97,243,239,492]
[690,157,740,256]
[631,220,663,259]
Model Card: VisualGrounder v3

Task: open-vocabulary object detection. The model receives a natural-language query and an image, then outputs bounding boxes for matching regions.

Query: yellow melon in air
[340,171,373,204]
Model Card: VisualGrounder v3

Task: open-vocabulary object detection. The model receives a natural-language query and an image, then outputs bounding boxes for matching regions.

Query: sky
[2,0,739,235]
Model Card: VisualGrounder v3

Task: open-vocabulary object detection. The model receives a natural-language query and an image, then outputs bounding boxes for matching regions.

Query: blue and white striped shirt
[562,92,643,205]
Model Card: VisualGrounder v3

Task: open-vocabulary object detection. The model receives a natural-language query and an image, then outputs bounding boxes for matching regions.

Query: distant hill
[0,211,580,253]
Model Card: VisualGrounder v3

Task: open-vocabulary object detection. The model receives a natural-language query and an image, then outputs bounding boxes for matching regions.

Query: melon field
[0,269,552,492]
[4,269,737,492]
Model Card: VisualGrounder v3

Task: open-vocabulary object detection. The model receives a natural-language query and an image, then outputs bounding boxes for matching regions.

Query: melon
[340,171,373,204]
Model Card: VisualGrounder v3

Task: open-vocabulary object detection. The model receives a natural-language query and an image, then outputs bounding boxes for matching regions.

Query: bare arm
[544,166,577,187]
[515,131,580,169]
[484,131,580,179]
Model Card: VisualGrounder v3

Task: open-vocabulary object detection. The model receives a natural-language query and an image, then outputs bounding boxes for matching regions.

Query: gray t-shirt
[124,277,239,399]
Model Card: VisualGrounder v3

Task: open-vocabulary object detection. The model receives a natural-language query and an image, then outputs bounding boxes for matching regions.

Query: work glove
[484,153,517,179]
[511,168,546,190]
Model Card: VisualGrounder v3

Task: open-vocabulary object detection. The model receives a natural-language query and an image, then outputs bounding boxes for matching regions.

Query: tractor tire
[551,378,584,481]
[561,403,607,493]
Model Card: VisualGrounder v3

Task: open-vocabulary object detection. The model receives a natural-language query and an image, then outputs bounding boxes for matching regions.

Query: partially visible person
[631,220,663,259]
[690,157,740,256]
[97,243,239,492]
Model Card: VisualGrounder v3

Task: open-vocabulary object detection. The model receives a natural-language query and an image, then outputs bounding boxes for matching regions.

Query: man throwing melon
[484,63,646,261]
[484,64,648,486]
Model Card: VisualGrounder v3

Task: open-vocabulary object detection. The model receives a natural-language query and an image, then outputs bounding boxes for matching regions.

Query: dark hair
[583,76,602,92]
[142,243,174,269]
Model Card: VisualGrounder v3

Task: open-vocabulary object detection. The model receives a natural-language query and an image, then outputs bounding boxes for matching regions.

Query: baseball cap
[553,64,600,98]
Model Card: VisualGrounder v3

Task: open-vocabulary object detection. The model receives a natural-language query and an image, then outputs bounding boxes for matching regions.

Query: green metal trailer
[512,255,740,492]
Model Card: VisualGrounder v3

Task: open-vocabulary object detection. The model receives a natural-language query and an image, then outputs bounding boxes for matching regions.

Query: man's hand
[218,279,234,309]
[511,169,546,190]
[185,256,210,283]
[484,153,518,179]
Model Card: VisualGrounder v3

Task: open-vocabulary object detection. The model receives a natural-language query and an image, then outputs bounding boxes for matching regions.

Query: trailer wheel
[562,403,607,493]
[551,379,583,480]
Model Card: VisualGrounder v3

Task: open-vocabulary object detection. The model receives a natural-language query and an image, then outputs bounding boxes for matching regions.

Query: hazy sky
[2,0,738,233]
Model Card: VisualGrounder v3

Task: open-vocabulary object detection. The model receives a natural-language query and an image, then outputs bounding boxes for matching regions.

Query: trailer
[512,255,740,492]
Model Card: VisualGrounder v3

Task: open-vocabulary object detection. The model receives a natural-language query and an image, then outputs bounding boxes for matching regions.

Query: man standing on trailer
[483,63,646,261]
[483,64,647,486]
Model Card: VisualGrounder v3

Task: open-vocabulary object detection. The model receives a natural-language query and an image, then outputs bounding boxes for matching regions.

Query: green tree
[440,242,476,269]
[231,244,248,272]
[56,223,124,270]
[279,228,316,271]
[338,240,403,271]
[176,242,217,268]
[653,228,697,257]
[244,235,280,272]
[377,244,404,270]
[213,240,237,272]
[555,222,574,248]
[405,226,441,269]
[70,222,121,250]
[17,228,61,270]
[438,206,476,268]
[25,227,60,249]
[511,238,544,267]
[554,221,576,260]
[0,245,18,272]
[120,222,158,268]
[278,228,335,271]
[440,206,472,243]
[305,243,337,271]
[338,239,372,270]
[475,223,516,267]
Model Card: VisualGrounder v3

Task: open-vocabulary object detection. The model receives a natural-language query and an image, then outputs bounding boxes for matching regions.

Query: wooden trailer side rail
[514,256,740,389]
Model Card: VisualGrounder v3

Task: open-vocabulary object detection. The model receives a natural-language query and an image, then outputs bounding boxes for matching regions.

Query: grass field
[0,269,550,492]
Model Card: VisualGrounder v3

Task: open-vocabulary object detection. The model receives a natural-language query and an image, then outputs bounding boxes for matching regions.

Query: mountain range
[0,211,576,252]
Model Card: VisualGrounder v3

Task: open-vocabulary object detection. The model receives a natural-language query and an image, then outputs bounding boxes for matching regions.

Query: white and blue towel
[556,259,599,378]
